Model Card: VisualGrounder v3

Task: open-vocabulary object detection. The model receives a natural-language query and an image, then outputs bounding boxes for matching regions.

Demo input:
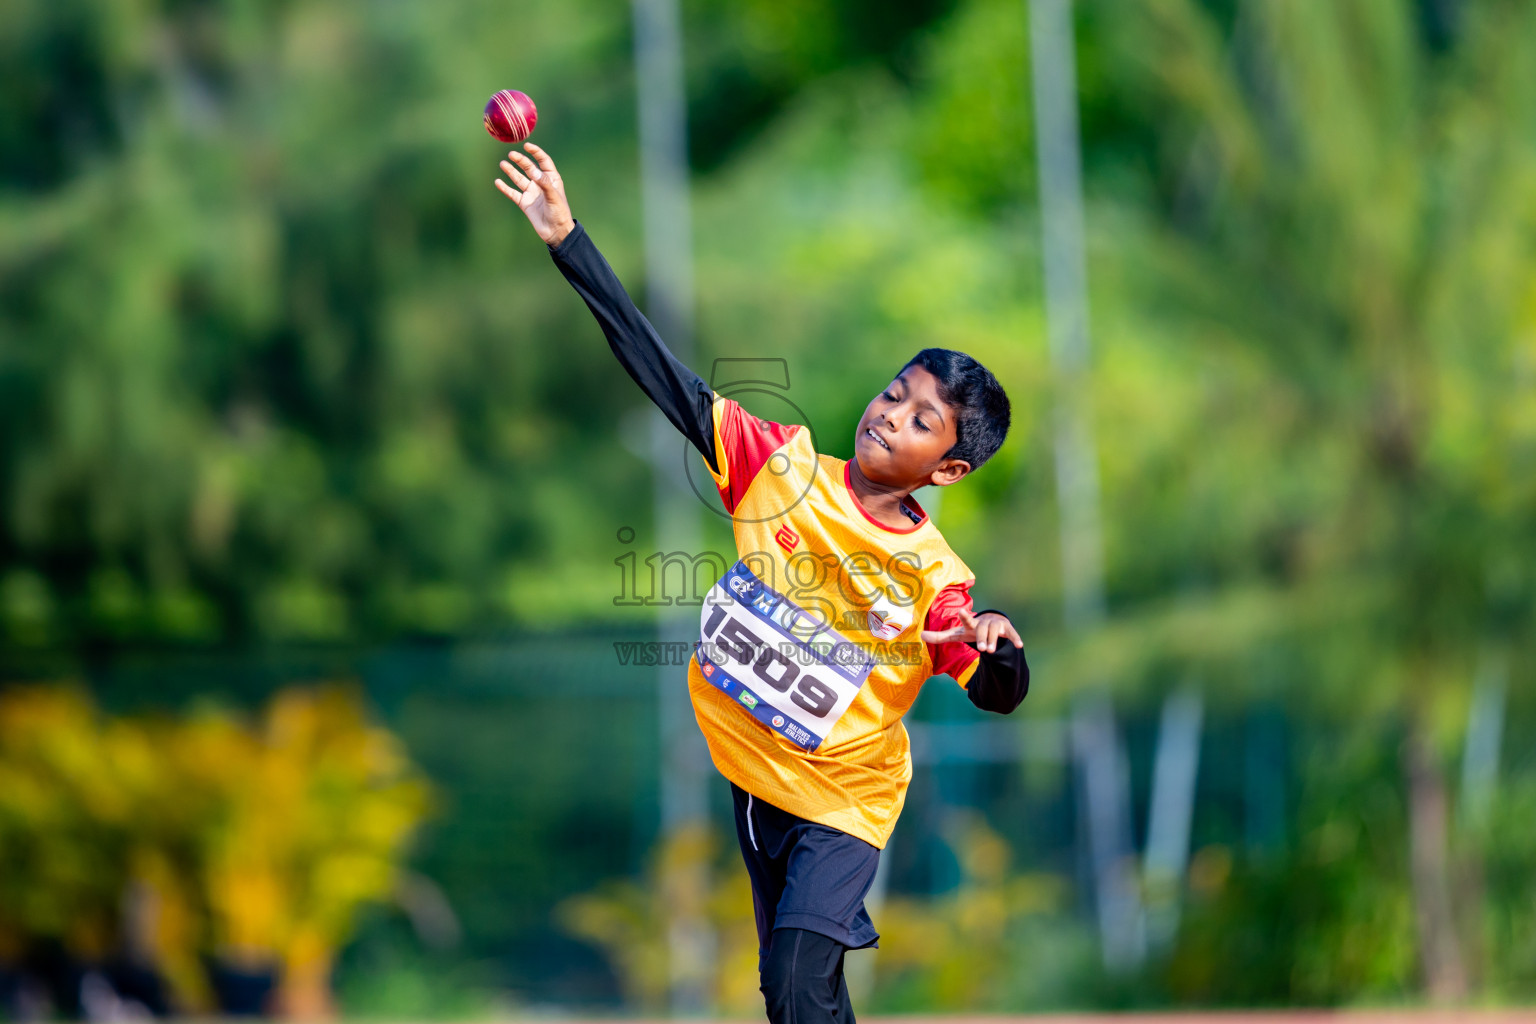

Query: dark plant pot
[25,939,84,1019]
[0,964,20,1019]
[204,956,279,1017]
[104,959,171,1016]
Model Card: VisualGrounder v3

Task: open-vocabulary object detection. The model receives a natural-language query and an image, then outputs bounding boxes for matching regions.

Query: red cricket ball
[484,89,538,144]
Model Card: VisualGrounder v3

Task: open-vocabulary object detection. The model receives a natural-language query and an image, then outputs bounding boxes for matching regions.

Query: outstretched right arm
[546,224,718,473]
[495,144,718,473]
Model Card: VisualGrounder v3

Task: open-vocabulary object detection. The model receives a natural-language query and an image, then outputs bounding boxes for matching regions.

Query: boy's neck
[846,459,921,528]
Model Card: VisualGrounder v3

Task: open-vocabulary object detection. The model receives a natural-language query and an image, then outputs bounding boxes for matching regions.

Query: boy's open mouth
[865,428,891,452]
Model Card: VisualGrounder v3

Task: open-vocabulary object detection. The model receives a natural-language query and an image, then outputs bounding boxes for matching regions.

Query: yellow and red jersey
[690,394,983,849]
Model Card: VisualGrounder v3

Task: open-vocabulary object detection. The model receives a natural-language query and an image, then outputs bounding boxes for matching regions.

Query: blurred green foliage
[871,813,1071,1009]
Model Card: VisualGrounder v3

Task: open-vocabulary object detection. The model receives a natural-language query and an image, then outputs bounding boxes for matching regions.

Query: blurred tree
[0,0,981,650]
[0,0,656,645]
[1120,0,1536,999]
[683,0,959,171]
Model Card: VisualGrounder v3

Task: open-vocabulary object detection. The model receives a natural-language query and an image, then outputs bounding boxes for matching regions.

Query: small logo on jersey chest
[866,593,912,641]
[774,523,800,554]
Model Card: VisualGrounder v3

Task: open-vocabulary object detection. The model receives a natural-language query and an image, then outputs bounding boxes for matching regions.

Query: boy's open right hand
[495,142,575,247]
[920,609,1022,654]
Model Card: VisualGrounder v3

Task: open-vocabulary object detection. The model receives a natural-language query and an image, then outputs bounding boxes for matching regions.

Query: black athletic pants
[761,927,856,1024]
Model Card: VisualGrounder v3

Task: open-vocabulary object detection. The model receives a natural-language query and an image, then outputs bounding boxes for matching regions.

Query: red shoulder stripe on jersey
[925,579,981,682]
[717,397,801,514]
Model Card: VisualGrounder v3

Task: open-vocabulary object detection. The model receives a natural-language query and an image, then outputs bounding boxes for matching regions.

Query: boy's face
[854,365,971,489]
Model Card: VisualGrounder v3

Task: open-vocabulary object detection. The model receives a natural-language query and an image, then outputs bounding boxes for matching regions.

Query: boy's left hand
[920,609,1022,653]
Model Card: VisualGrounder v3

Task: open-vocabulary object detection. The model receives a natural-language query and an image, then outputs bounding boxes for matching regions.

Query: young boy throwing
[496,142,1028,1023]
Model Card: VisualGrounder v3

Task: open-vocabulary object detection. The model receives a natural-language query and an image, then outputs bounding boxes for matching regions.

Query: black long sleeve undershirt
[548,221,720,473]
[548,221,1027,713]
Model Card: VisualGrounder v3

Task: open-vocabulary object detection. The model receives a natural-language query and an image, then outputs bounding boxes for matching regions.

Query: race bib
[696,561,875,751]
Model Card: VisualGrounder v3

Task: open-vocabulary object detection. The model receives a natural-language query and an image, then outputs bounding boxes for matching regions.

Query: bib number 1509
[700,604,837,718]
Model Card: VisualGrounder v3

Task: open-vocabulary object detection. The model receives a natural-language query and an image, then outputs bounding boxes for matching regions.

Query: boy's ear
[929,458,971,487]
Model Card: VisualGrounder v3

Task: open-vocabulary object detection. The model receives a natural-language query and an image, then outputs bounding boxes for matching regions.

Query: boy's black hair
[901,348,1011,471]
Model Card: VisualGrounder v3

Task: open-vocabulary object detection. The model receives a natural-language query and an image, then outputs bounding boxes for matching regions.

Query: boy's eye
[913,417,930,433]
[882,391,896,401]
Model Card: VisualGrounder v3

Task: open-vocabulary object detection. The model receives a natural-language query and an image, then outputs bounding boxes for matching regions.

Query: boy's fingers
[506,150,539,177]
[493,178,522,202]
[509,149,560,197]
[924,611,1018,653]
[524,142,557,173]
[500,160,531,191]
